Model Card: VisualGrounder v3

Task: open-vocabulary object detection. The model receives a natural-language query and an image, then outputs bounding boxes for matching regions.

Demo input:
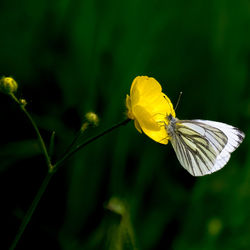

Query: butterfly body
[165,114,178,137]
[165,116,245,176]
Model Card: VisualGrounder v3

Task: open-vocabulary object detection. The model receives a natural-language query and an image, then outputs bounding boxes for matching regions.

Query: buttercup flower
[126,76,175,144]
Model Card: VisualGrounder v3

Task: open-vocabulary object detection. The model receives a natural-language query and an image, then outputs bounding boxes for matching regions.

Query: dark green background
[0,0,249,249]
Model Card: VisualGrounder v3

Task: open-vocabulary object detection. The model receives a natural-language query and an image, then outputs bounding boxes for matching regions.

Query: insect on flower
[126,76,245,176]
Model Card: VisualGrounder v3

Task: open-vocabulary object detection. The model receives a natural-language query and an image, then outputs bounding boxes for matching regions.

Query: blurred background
[0,0,249,249]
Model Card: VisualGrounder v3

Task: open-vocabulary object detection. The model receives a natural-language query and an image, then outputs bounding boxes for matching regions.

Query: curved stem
[9,93,54,249]
[10,94,52,170]
[58,129,82,162]
[54,118,130,170]
[9,92,130,249]
[49,131,56,158]
[9,172,54,250]
[21,107,52,168]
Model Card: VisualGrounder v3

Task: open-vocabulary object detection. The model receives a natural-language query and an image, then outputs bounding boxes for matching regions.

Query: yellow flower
[126,76,175,144]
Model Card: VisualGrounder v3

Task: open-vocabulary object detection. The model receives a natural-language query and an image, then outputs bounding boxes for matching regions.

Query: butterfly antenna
[174,92,182,111]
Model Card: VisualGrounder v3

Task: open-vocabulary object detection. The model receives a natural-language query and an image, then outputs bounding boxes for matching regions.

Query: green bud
[0,76,18,94]
[85,112,99,126]
[106,197,126,215]
[19,98,27,107]
[80,122,89,133]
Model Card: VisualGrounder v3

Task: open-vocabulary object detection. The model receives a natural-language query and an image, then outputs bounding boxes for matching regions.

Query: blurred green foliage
[0,0,249,249]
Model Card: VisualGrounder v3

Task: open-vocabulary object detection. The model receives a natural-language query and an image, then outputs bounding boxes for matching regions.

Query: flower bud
[80,122,89,133]
[85,112,99,126]
[0,76,18,94]
[106,197,125,216]
[20,98,27,107]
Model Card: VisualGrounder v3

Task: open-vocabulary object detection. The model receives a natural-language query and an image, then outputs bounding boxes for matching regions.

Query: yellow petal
[143,93,175,124]
[133,105,160,131]
[126,94,134,119]
[134,119,142,133]
[125,94,131,110]
[131,76,175,121]
[142,125,169,145]
[131,76,162,105]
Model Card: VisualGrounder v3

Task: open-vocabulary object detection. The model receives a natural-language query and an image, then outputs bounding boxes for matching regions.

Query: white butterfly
[165,114,245,176]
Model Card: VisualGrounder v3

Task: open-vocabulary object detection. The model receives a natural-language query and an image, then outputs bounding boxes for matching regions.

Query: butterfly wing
[169,119,245,176]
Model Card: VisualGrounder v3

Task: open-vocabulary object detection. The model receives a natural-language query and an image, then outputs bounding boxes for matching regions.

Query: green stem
[21,107,51,167]
[9,93,54,249]
[59,129,83,162]
[54,118,130,170]
[49,131,56,157]
[9,92,130,249]
[9,172,54,250]
[10,94,52,170]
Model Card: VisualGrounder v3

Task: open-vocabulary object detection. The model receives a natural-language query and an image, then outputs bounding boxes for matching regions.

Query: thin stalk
[58,121,90,161]
[10,94,52,170]
[21,107,51,167]
[54,118,130,170]
[9,93,54,249]
[59,129,82,161]
[49,131,56,158]
[9,91,130,249]
[9,172,54,250]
